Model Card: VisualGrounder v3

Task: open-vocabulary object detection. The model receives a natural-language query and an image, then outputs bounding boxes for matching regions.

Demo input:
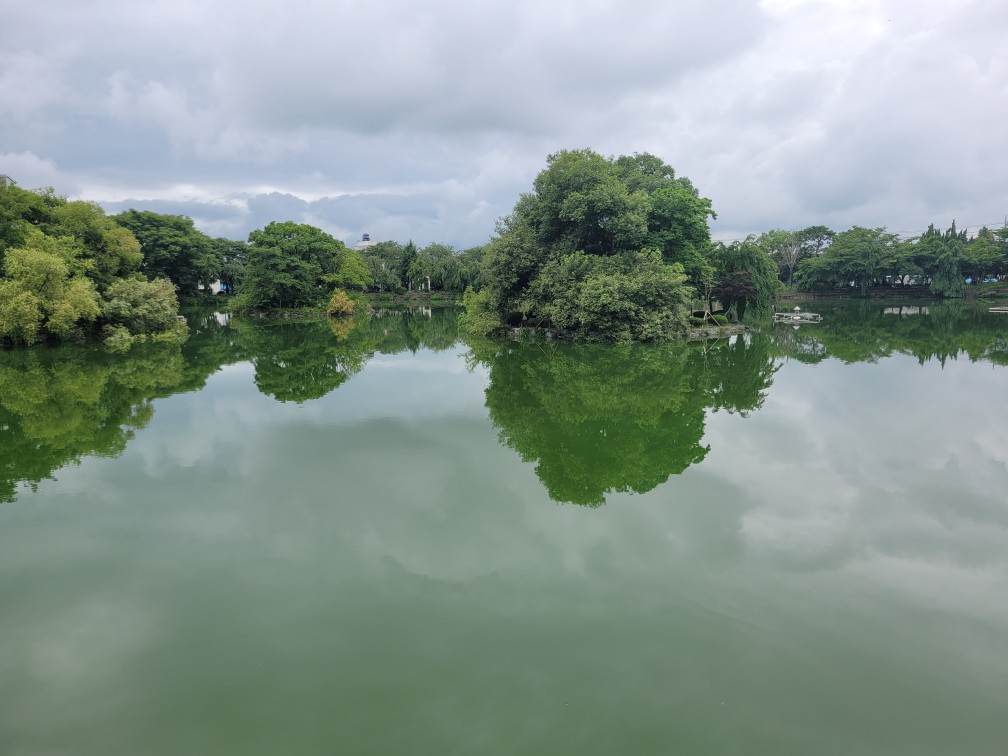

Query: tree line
[760,222,1008,297]
[0,180,492,345]
[1,149,786,347]
[6,152,1006,348]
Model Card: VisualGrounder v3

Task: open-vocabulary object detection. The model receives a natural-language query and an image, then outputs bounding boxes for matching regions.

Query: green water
[1,303,1006,754]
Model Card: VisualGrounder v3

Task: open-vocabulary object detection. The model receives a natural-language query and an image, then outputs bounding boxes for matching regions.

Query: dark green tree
[479,149,710,341]
[400,240,418,291]
[711,237,779,318]
[113,210,218,298]
[0,184,59,262]
[797,225,835,256]
[959,229,1002,286]
[793,226,899,295]
[238,221,345,309]
[760,229,803,285]
[212,238,247,294]
[362,240,405,292]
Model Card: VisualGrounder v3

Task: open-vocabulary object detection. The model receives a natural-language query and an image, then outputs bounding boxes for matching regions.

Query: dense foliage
[8,164,1005,354]
[475,149,725,341]
[113,210,219,298]
[782,221,1008,296]
[353,239,485,295]
[0,184,186,348]
[233,221,360,310]
[711,238,780,321]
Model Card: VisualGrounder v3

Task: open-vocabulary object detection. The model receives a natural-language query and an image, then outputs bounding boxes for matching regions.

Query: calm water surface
[1,302,1006,754]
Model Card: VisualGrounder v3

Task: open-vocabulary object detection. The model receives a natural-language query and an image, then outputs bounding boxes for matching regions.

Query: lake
[1,301,1006,754]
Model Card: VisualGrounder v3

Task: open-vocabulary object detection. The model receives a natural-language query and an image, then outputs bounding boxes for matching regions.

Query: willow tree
[711,237,779,320]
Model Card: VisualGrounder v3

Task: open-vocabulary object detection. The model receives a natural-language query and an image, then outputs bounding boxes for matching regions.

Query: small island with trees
[459,149,777,341]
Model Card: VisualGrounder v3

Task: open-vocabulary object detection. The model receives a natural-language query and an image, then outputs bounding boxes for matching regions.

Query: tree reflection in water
[768,300,1008,367]
[468,333,778,506]
[4,301,1003,506]
[0,344,186,502]
[0,307,460,502]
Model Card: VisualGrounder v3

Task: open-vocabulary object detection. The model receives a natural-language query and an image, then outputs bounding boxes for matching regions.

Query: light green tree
[0,229,101,345]
[325,247,372,291]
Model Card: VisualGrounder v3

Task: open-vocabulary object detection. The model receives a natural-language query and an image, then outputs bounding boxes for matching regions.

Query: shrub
[326,288,355,317]
[101,277,181,335]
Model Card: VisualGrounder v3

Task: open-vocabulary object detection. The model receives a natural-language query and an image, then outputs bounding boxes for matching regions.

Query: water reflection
[468,334,778,506]
[3,301,1005,506]
[770,300,1008,366]
[0,308,459,502]
[235,308,462,403]
[0,344,186,503]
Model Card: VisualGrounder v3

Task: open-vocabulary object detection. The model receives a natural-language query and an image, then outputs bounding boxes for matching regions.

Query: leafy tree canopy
[113,210,218,298]
[237,221,346,310]
[480,149,714,341]
[0,187,189,346]
[0,229,101,345]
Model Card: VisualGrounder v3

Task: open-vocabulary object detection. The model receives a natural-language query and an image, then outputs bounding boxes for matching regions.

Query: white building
[354,233,378,251]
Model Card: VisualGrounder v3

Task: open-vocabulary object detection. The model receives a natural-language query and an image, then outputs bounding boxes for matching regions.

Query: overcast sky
[2,0,1006,248]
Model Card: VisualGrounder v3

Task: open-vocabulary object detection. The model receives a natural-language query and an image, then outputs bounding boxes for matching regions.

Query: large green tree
[479,149,711,341]
[361,240,405,292]
[908,223,966,297]
[958,228,1003,286]
[113,210,218,298]
[797,225,835,257]
[212,237,247,294]
[325,247,372,291]
[48,201,144,289]
[0,184,59,260]
[238,221,346,309]
[0,188,187,347]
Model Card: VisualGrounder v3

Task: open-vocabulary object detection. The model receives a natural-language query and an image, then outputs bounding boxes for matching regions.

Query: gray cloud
[2,0,1006,246]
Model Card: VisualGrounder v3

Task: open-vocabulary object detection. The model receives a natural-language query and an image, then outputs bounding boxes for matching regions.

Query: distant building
[0,175,16,188]
[354,233,378,251]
